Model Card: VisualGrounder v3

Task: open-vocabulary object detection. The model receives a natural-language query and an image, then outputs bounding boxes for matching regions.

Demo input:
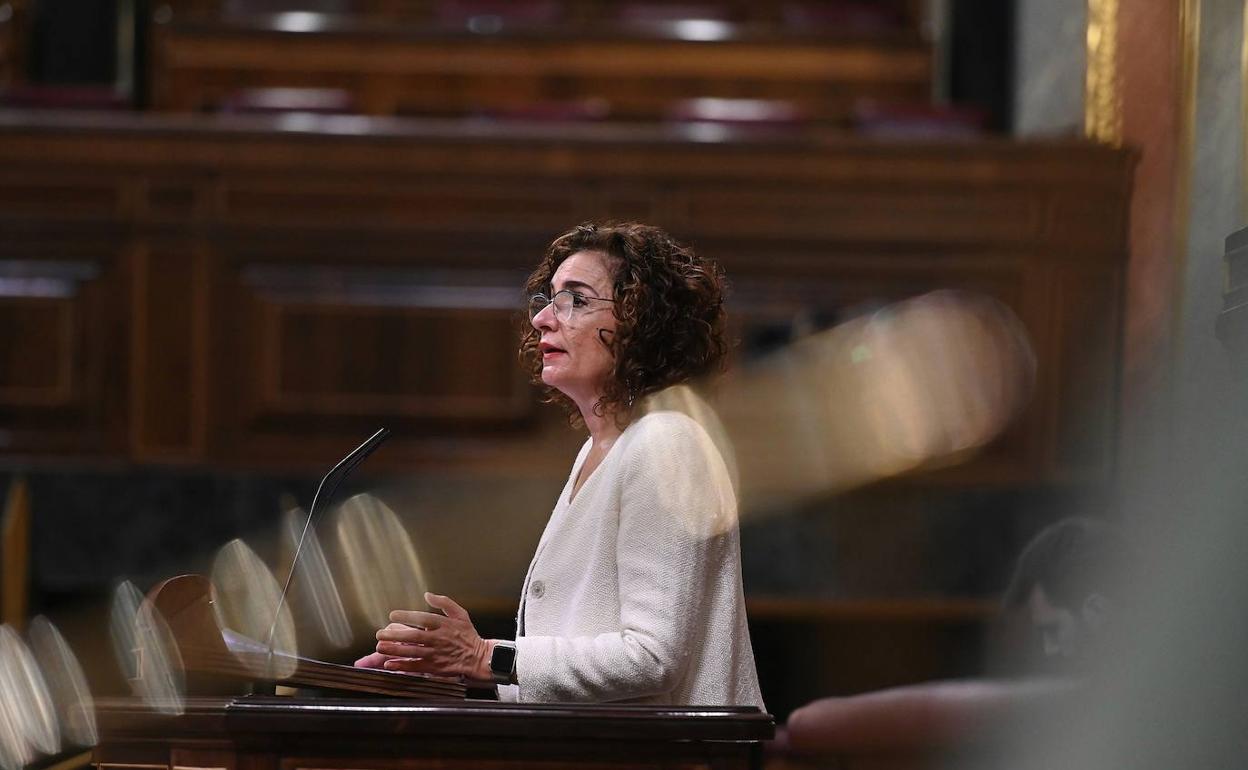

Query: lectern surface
[94,695,773,770]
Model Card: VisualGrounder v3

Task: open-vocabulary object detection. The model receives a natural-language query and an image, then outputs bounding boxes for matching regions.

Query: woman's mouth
[540,343,566,360]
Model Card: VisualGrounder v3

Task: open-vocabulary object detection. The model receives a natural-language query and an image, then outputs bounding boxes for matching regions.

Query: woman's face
[531,250,618,411]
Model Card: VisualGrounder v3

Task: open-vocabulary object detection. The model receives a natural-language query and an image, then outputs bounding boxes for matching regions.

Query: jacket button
[530,580,545,599]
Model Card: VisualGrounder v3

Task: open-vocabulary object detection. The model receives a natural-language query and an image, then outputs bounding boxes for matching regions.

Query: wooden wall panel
[217,177,581,232]
[129,241,209,458]
[0,249,129,457]
[0,113,1133,481]
[685,186,1040,244]
[0,174,121,220]
[0,298,73,402]
[207,257,536,466]
[263,308,522,412]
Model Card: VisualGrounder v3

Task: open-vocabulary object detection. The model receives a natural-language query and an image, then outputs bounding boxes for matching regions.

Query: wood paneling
[148,12,931,122]
[0,112,1132,481]
[218,176,580,231]
[216,261,532,445]
[0,248,128,457]
[0,299,73,399]
[1,477,30,629]
[130,240,209,458]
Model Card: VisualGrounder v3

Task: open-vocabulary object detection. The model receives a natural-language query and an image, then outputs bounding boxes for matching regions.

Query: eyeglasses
[529,289,615,322]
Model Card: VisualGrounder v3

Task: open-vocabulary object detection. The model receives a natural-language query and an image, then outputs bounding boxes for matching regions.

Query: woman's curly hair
[519,222,729,425]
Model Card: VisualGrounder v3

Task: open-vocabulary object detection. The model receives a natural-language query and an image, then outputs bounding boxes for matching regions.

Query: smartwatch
[489,640,517,685]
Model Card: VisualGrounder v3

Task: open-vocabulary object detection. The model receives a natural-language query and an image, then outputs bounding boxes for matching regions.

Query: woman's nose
[531,301,557,331]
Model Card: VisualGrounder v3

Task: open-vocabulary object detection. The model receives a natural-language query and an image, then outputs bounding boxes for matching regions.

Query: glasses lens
[529,294,550,319]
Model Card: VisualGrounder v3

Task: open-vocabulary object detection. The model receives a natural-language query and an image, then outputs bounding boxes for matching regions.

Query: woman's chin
[540,368,565,391]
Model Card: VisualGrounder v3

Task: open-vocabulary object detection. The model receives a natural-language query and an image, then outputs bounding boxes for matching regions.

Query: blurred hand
[375,592,492,682]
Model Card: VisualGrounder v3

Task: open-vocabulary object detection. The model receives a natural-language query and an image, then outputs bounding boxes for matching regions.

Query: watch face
[491,643,517,675]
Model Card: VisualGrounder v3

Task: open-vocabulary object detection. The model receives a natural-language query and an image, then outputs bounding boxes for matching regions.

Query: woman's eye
[571,294,589,308]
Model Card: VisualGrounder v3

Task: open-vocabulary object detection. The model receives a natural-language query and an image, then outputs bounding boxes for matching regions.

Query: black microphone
[264,427,391,676]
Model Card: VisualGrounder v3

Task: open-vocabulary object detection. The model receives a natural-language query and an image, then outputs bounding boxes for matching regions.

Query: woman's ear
[597,328,615,346]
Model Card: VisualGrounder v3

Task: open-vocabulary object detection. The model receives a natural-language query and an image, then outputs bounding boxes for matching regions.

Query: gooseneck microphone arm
[263,427,391,677]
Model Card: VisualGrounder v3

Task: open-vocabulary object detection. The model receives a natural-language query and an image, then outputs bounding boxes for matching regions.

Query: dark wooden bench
[147,6,931,122]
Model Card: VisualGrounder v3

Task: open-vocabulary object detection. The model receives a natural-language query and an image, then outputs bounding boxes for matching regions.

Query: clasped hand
[353,592,492,683]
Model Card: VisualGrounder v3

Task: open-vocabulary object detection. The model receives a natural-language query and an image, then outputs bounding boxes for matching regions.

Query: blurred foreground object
[335,493,428,631]
[141,575,464,699]
[0,617,94,770]
[1001,517,1127,669]
[982,225,1248,767]
[0,624,58,767]
[1216,225,1248,352]
[723,291,1036,510]
[210,539,298,679]
[25,618,96,749]
[784,678,1078,767]
[282,505,352,651]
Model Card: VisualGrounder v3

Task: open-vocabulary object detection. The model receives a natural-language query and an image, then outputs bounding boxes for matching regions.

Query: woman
[357,222,763,707]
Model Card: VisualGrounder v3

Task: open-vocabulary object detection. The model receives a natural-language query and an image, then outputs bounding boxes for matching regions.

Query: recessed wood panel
[0,175,120,219]
[0,254,128,456]
[0,298,73,402]
[686,187,1041,245]
[221,179,578,231]
[262,303,526,419]
[207,259,536,466]
[130,242,208,457]
[1045,191,1131,251]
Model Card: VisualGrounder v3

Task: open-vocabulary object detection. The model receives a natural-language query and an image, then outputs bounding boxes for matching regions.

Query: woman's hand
[374,592,493,682]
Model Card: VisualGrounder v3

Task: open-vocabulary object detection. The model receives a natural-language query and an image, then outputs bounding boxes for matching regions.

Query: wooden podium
[93,696,774,770]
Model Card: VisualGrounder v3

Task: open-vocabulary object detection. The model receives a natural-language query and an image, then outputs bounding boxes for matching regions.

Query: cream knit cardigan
[498,399,764,708]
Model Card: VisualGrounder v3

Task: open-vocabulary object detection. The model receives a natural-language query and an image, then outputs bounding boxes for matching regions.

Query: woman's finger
[424,592,471,621]
[382,657,438,674]
[377,625,435,644]
[353,652,392,669]
[374,618,439,643]
[376,640,428,657]
[389,609,445,628]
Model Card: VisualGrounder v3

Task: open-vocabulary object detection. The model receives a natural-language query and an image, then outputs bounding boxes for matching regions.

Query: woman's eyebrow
[554,279,600,295]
